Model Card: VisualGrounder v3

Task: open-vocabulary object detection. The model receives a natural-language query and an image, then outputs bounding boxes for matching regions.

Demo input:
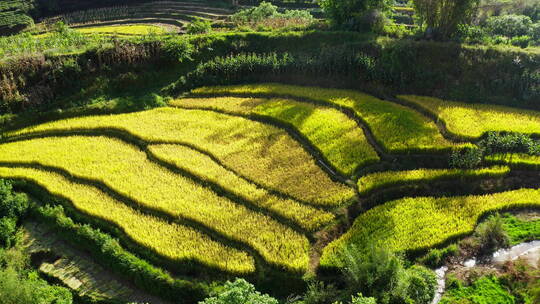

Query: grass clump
[0,136,308,272]
[8,107,354,206]
[440,276,515,304]
[173,96,379,176]
[500,213,540,245]
[320,189,540,268]
[192,84,466,154]
[399,95,540,140]
[357,166,510,196]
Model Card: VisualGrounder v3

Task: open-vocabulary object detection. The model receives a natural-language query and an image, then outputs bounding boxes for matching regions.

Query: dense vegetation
[0,0,538,303]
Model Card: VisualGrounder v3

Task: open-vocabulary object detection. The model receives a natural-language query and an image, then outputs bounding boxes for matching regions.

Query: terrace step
[22,220,171,304]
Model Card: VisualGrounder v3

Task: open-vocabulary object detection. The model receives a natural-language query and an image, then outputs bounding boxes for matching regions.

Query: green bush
[186,17,213,35]
[475,214,510,254]
[500,213,540,245]
[162,36,193,63]
[199,279,278,304]
[449,147,483,169]
[339,244,436,304]
[301,281,341,304]
[479,132,540,156]
[486,14,534,38]
[318,0,392,30]
[0,267,73,304]
[0,217,17,247]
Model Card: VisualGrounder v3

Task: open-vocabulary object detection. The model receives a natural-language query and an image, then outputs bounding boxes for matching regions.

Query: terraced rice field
[321,189,540,268]
[399,95,540,139]
[76,24,167,36]
[191,84,471,154]
[172,96,379,176]
[2,83,539,285]
[42,0,232,33]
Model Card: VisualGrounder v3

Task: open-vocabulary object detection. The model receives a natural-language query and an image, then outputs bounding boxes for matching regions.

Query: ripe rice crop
[76,25,167,35]
[0,136,309,272]
[172,96,379,176]
[399,95,540,139]
[320,188,540,268]
[357,166,510,196]
[0,166,255,274]
[191,84,466,153]
[9,107,354,206]
[485,153,540,169]
[149,144,335,231]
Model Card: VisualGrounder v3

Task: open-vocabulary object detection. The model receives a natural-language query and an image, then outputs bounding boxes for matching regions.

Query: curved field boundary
[398,95,540,141]
[0,136,310,273]
[149,144,335,232]
[191,84,471,154]
[171,96,379,177]
[320,188,540,269]
[357,166,511,197]
[486,153,540,170]
[70,18,186,29]
[6,107,355,207]
[0,165,255,274]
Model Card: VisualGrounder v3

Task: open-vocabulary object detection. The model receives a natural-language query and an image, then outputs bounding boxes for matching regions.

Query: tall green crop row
[172,96,379,176]
[191,84,470,154]
[321,189,540,268]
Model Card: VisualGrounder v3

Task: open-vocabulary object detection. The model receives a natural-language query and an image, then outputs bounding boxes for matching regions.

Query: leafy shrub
[232,1,279,24]
[186,17,213,35]
[479,132,540,156]
[318,0,392,29]
[449,147,483,169]
[475,213,510,254]
[0,267,73,304]
[0,180,29,219]
[510,35,533,48]
[301,281,341,304]
[0,217,17,247]
[339,244,436,304]
[231,2,313,30]
[486,14,534,38]
[413,0,480,39]
[199,279,278,304]
[162,36,193,63]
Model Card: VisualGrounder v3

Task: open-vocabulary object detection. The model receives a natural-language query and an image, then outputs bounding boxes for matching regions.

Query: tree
[199,279,278,304]
[319,0,392,30]
[413,0,480,39]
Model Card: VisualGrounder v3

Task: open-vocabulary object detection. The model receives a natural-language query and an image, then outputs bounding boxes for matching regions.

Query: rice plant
[0,136,310,272]
[320,188,540,268]
[9,107,355,206]
[399,95,540,139]
[0,166,255,274]
[191,84,469,153]
[172,96,379,176]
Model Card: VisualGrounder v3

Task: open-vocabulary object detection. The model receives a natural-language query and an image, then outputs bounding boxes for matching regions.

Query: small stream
[431,240,540,304]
